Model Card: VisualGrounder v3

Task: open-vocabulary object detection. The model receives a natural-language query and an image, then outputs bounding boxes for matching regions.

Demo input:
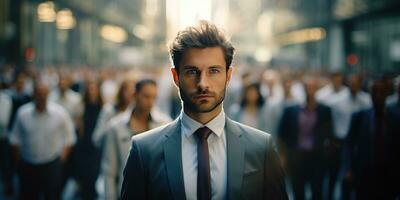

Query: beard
[178,83,227,113]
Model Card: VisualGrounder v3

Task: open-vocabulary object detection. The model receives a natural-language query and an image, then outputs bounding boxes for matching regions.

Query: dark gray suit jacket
[121,117,288,200]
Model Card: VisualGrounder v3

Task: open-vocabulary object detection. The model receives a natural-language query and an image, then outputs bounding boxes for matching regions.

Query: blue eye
[209,68,220,74]
[186,69,198,76]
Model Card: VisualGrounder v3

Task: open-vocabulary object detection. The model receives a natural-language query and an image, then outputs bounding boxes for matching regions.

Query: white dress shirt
[316,84,349,105]
[0,91,12,138]
[49,89,83,120]
[181,110,227,200]
[9,102,76,164]
[92,103,132,147]
[330,91,372,139]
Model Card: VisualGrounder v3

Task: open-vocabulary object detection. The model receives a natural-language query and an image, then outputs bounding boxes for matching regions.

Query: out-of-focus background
[0,0,399,71]
[0,0,399,199]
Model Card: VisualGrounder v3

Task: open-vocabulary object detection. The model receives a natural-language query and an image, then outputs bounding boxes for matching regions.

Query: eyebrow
[182,65,197,70]
[182,65,224,69]
[209,65,223,69]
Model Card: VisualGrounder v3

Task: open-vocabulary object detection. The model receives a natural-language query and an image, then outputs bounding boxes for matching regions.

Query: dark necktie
[194,127,212,200]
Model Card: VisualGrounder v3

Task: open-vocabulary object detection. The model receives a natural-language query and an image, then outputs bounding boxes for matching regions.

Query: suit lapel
[226,118,245,199]
[163,119,186,200]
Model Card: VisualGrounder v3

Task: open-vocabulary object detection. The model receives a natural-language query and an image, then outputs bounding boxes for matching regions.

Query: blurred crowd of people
[0,63,399,199]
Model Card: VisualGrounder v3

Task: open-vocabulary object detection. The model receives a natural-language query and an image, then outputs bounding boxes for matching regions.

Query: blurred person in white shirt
[230,82,266,131]
[265,76,301,141]
[262,69,284,104]
[92,79,135,148]
[325,73,371,200]
[0,88,13,196]
[316,72,349,105]
[10,80,76,200]
[49,73,83,126]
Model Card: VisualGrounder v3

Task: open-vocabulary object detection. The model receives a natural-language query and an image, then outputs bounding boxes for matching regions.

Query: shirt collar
[180,109,226,138]
[33,102,50,115]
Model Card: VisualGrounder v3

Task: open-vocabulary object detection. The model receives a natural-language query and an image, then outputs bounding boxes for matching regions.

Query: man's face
[371,82,387,107]
[348,75,361,95]
[332,74,343,90]
[172,47,232,113]
[34,84,49,109]
[305,79,318,98]
[135,84,157,112]
[59,77,70,92]
[15,74,26,91]
[120,81,134,105]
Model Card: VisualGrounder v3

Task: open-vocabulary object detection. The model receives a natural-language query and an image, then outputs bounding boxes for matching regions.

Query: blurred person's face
[385,77,394,95]
[87,82,100,104]
[332,74,343,91]
[135,84,157,112]
[34,83,49,111]
[305,79,318,99]
[172,47,232,114]
[371,81,387,109]
[348,75,361,95]
[263,71,277,90]
[59,77,70,92]
[283,79,292,95]
[245,86,259,105]
[15,74,26,91]
[120,81,134,105]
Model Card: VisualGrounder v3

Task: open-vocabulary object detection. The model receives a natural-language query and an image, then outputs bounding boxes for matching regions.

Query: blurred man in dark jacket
[347,79,400,199]
[278,77,334,200]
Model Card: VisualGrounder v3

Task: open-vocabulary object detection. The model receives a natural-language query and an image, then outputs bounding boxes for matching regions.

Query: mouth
[193,95,213,100]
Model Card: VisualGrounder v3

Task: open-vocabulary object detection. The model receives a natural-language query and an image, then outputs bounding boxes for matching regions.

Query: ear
[226,66,233,84]
[171,67,180,87]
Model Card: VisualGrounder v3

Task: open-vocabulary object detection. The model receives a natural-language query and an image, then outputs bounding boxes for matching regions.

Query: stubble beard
[178,83,227,114]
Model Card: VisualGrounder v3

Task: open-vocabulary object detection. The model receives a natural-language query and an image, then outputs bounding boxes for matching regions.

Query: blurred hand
[60,146,72,164]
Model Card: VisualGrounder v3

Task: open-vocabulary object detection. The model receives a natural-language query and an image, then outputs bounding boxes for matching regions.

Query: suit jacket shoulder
[227,118,272,149]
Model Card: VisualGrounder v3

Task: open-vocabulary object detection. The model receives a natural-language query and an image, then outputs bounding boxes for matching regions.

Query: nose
[197,71,210,91]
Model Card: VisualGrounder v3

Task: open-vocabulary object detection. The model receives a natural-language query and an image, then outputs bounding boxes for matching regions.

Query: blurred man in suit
[347,79,400,199]
[278,77,334,200]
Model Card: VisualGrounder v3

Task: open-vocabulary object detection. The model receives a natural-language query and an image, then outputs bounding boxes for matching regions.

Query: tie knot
[194,127,212,140]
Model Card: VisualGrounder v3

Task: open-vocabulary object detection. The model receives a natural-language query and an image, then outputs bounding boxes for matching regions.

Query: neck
[245,104,258,113]
[131,108,150,121]
[117,102,129,112]
[306,98,317,111]
[36,104,46,113]
[334,85,341,93]
[60,89,67,96]
[184,105,222,125]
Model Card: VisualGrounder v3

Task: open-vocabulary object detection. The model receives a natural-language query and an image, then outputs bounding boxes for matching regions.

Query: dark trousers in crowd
[326,139,351,200]
[287,150,325,200]
[72,141,101,200]
[0,138,14,196]
[18,157,63,200]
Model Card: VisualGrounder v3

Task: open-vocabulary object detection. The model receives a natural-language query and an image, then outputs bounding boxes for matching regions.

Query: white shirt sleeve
[62,111,76,146]
[0,93,12,138]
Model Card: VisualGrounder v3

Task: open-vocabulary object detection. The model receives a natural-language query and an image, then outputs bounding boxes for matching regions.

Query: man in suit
[121,20,288,200]
[278,77,334,200]
[346,79,400,199]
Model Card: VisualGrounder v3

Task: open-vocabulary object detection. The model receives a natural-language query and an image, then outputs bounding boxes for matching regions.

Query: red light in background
[347,54,358,66]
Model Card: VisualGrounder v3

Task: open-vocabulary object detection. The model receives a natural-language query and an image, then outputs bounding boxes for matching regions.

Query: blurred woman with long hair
[73,78,104,200]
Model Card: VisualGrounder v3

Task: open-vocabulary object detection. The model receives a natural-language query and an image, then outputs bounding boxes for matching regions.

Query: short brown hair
[169,20,235,72]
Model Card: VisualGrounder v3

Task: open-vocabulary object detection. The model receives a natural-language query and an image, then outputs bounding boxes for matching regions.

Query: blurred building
[0,0,399,73]
[0,0,168,68]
